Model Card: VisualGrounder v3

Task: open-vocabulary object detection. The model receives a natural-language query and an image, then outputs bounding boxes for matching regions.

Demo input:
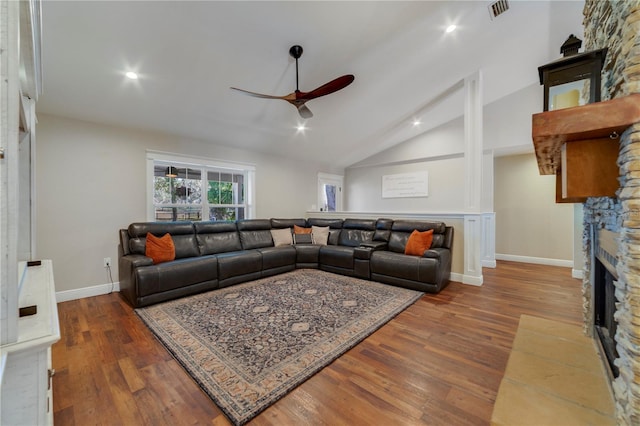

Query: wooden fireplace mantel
[532,93,640,202]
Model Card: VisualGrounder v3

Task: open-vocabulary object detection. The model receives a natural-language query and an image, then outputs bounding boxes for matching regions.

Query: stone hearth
[582,1,640,424]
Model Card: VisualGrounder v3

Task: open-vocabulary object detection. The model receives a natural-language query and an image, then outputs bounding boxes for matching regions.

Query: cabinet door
[1,348,50,425]
[556,138,619,203]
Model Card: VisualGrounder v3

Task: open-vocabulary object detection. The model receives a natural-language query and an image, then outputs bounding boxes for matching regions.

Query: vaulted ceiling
[36,1,584,168]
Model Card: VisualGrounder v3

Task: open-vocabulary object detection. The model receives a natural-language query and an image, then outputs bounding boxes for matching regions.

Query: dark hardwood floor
[52,261,583,425]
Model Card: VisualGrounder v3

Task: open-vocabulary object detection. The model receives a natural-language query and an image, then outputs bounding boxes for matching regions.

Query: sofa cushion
[145,232,175,264]
[293,233,313,244]
[258,246,296,270]
[405,229,434,256]
[370,251,438,283]
[337,218,376,247]
[307,218,344,229]
[343,218,376,231]
[128,222,199,259]
[374,218,394,242]
[271,218,307,229]
[388,220,446,253]
[135,256,218,297]
[294,224,312,234]
[216,250,262,281]
[295,245,320,265]
[270,228,293,246]
[194,221,242,255]
[238,219,273,250]
[311,225,330,245]
[307,218,343,245]
[319,245,354,269]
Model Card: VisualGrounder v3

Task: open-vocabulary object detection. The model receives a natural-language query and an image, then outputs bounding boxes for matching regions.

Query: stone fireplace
[581,1,640,424]
[592,227,620,379]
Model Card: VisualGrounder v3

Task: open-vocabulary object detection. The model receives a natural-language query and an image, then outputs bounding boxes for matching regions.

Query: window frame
[146,151,256,221]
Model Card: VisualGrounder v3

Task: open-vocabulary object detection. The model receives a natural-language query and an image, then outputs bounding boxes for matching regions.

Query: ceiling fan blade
[297,75,355,101]
[231,46,354,118]
[230,87,294,100]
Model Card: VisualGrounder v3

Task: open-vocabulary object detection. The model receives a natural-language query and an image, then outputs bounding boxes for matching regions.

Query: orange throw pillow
[294,224,313,234]
[145,232,176,264]
[404,229,434,256]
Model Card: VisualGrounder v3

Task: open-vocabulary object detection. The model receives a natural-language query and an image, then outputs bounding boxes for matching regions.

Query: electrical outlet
[104,257,111,268]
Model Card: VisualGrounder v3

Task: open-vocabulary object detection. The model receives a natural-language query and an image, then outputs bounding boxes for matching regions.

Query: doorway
[318,173,343,212]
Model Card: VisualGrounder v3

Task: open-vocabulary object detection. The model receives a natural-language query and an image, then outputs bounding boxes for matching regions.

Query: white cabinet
[0,261,60,425]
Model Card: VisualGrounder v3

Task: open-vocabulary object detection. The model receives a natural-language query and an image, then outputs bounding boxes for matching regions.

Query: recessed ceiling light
[125,71,138,80]
[412,119,421,127]
[445,24,457,33]
[296,124,306,132]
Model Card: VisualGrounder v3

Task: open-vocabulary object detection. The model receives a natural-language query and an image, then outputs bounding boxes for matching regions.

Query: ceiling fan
[230,45,355,119]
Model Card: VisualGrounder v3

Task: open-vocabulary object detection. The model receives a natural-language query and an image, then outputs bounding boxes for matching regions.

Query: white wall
[484,82,542,155]
[346,156,465,212]
[36,114,337,293]
[346,115,468,212]
[349,118,464,168]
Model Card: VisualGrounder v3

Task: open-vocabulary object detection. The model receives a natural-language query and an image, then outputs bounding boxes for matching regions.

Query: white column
[0,0,21,345]
[464,214,483,286]
[463,71,484,285]
[482,212,496,268]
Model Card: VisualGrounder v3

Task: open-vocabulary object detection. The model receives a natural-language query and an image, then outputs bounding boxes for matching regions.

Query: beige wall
[36,114,337,292]
[494,153,574,261]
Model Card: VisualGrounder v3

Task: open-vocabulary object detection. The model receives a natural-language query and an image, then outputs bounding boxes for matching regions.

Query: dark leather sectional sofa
[118,218,453,308]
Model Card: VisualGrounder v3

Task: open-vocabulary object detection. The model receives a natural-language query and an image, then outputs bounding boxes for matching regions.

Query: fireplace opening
[593,228,620,379]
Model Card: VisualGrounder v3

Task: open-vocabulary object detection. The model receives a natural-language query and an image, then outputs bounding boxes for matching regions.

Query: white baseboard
[450,272,483,286]
[495,253,573,268]
[482,259,497,268]
[572,269,584,280]
[462,274,483,286]
[56,282,120,303]
[450,272,463,283]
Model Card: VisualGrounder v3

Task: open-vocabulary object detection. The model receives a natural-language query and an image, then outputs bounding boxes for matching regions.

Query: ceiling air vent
[488,0,509,20]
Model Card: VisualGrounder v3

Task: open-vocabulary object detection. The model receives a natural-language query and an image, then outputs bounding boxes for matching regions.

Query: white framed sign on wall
[382,171,429,198]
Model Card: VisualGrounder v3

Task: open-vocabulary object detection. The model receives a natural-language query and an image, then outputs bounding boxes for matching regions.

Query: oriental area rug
[136,269,423,425]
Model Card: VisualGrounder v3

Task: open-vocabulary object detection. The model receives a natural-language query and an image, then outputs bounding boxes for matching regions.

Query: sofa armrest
[360,241,388,250]
[422,248,451,269]
[122,254,154,268]
[354,246,373,260]
[119,254,154,308]
[355,241,388,260]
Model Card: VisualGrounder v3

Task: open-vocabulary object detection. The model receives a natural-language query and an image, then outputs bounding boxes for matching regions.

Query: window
[207,171,245,221]
[147,152,255,222]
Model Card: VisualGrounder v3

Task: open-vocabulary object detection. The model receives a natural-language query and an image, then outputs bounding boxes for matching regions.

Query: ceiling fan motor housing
[289,45,303,59]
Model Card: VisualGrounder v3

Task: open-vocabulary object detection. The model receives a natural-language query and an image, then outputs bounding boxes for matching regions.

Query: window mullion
[201,166,209,220]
